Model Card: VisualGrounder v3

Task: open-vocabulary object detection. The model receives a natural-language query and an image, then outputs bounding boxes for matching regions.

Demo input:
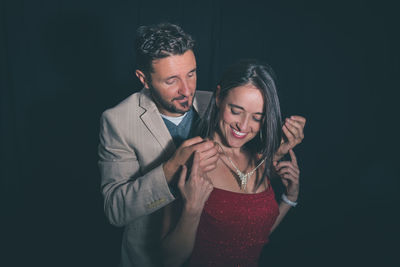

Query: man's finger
[200,153,219,172]
[178,165,187,189]
[181,136,204,147]
[202,164,217,173]
[190,152,201,178]
[192,140,216,153]
[199,145,218,161]
[200,152,219,165]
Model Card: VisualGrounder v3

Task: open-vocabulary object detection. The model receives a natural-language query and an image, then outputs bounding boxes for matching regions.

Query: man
[98,22,305,267]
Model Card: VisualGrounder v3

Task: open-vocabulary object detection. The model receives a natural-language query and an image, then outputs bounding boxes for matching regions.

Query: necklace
[216,142,265,190]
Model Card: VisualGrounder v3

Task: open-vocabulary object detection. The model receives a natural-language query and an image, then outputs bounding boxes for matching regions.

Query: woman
[162,59,301,267]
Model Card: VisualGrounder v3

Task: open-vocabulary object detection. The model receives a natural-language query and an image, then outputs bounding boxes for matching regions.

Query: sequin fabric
[188,184,279,267]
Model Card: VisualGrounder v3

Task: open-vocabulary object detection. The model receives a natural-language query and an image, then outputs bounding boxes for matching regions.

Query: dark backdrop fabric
[1,1,398,266]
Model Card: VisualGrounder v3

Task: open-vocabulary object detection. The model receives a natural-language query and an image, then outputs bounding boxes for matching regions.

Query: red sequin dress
[188,183,279,267]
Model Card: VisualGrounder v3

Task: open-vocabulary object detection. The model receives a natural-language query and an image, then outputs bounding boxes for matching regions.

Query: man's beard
[149,84,194,115]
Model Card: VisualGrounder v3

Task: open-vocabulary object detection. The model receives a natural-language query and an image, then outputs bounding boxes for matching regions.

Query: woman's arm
[270,149,300,232]
[270,195,297,233]
[161,153,213,267]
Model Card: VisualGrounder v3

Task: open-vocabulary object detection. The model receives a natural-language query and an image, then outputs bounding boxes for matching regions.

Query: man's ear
[215,85,221,107]
[135,70,149,89]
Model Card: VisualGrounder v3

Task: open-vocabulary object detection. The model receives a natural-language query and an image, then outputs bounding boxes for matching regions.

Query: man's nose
[178,79,191,96]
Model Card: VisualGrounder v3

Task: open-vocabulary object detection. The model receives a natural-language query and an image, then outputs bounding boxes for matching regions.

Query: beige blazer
[98,88,212,267]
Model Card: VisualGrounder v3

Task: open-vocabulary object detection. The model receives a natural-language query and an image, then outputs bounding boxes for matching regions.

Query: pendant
[238,172,248,190]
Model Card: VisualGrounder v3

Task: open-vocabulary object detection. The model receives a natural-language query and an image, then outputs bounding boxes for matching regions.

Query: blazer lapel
[138,89,175,152]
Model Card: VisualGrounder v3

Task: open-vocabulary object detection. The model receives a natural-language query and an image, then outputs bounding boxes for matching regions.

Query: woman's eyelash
[231,108,240,114]
[230,107,262,121]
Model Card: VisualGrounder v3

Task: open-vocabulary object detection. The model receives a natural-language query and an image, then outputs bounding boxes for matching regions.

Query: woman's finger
[288,116,306,136]
[278,166,299,180]
[281,174,299,186]
[275,161,299,175]
[282,124,294,142]
[289,149,297,166]
[284,120,300,141]
[290,115,306,127]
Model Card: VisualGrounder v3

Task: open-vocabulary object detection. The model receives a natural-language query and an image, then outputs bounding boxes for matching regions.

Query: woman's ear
[215,85,221,107]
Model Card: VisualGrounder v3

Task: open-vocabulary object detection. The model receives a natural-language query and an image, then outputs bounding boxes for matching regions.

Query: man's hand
[274,115,306,161]
[178,152,214,216]
[164,137,218,183]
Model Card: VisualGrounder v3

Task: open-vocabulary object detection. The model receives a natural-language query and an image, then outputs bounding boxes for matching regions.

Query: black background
[1,0,399,266]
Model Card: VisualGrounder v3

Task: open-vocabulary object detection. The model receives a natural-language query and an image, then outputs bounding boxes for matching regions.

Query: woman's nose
[237,115,250,131]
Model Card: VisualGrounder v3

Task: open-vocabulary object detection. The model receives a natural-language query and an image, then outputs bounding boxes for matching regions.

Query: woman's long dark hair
[197,59,283,187]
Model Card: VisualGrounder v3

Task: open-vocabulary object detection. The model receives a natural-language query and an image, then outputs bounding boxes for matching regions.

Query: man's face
[139,50,197,117]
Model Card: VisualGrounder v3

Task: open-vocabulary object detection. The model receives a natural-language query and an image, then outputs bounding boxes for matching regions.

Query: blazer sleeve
[98,111,175,227]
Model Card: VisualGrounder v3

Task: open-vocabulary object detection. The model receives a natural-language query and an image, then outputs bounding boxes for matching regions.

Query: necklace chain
[215,142,265,190]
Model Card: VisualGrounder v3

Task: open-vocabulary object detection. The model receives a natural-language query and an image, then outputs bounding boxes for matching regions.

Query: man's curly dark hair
[135,22,195,80]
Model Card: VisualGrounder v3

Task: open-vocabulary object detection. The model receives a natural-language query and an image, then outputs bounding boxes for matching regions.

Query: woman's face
[216,84,265,149]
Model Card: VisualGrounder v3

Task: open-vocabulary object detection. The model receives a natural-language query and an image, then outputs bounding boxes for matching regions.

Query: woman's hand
[274,149,300,201]
[274,115,306,161]
[178,152,214,216]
